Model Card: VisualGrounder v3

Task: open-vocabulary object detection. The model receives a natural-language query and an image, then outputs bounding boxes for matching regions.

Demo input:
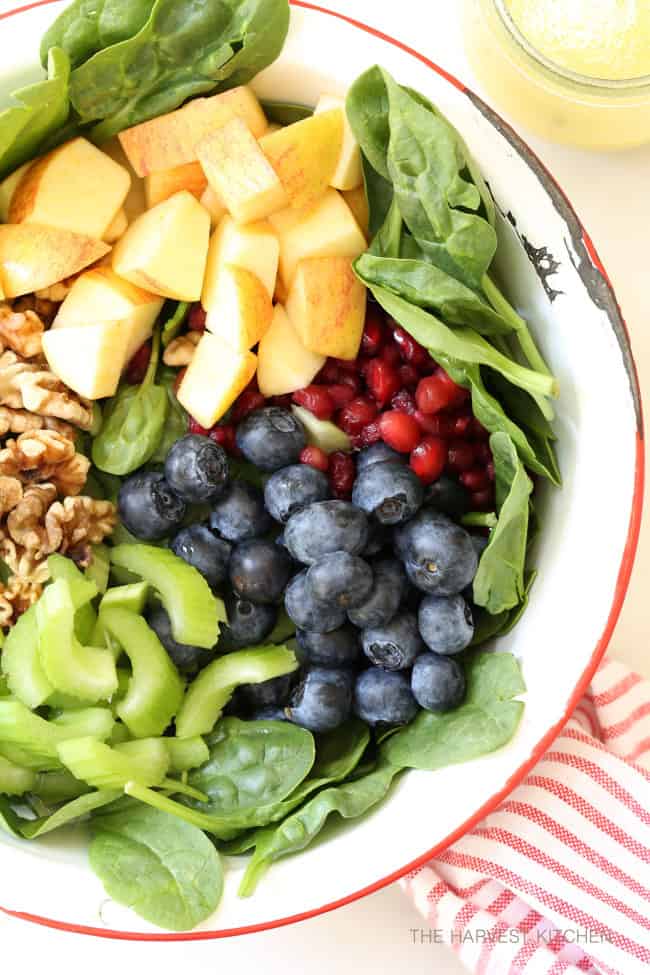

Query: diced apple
[260,110,344,210]
[119,87,269,177]
[0,225,110,299]
[257,304,324,397]
[52,267,164,362]
[177,332,257,428]
[145,161,207,209]
[205,265,273,352]
[285,256,367,360]
[315,95,363,191]
[342,185,369,239]
[202,216,279,310]
[9,137,131,240]
[101,138,146,223]
[104,209,128,243]
[291,405,351,454]
[42,322,130,399]
[0,162,31,221]
[200,186,228,228]
[112,190,210,301]
[197,117,287,224]
[268,188,367,288]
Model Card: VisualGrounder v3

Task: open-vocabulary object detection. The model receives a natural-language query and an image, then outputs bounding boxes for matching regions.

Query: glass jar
[462,0,650,149]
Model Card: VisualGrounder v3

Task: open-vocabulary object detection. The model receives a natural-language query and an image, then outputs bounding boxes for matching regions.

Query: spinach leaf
[370,286,557,402]
[20,788,120,838]
[482,273,553,381]
[499,571,538,636]
[470,607,511,646]
[0,48,71,179]
[382,651,525,769]
[261,100,313,126]
[356,254,513,337]
[151,367,188,464]
[68,0,290,142]
[0,796,23,836]
[40,0,154,70]
[473,433,533,614]
[161,301,190,348]
[361,155,393,240]
[92,327,168,475]
[238,758,400,895]
[462,512,497,529]
[89,803,223,931]
[346,66,391,179]
[368,199,402,259]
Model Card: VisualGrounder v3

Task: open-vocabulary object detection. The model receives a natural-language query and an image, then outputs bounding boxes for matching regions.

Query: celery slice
[1,605,53,708]
[164,737,209,773]
[58,737,169,789]
[0,753,36,796]
[0,700,114,761]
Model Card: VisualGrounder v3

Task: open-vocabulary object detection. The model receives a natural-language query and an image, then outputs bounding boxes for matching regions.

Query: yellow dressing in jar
[462,0,650,148]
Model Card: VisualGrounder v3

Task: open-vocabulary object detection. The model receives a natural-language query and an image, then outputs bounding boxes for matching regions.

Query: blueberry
[306,552,373,610]
[285,666,352,732]
[348,559,407,629]
[418,594,474,654]
[250,706,287,721]
[218,590,277,651]
[239,673,295,710]
[171,524,231,589]
[425,474,471,518]
[353,668,418,726]
[118,472,186,541]
[284,569,346,633]
[284,501,369,565]
[411,653,466,711]
[356,443,404,472]
[164,434,229,503]
[229,538,293,605]
[209,481,272,542]
[362,521,391,558]
[264,464,330,523]
[395,510,478,596]
[236,407,306,472]
[148,605,214,676]
[361,611,425,671]
[296,625,361,668]
[352,462,423,525]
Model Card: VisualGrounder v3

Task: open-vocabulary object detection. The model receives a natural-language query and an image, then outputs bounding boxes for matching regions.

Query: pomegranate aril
[410,436,447,484]
[416,371,462,415]
[210,425,239,455]
[365,358,401,407]
[486,460,495,482]
[269,394,293,408]
[414,410,454,438]
[470,417,489,440]
[398,363,420,389]
[390,388,417,414]
[231,390,266,423]
[337,371,361,396]
[327,383,355,409]
[447,441,477,473]
[318,360,341,384]
[471,488,494,512]
[188,304,207,332]
[189,418,209,436]
[382,342,401,367]
[460,468,490,492]
[329,451,356,499]
[359,421,382,447]
[338,397,378,434]
[361,310,386,356]
[333,357,358,373]
[292,385,334,420]
[125,341,152,385]
[300,446,329,473]
[450,412,473,438]
[437,369,469,405]
[392,325,429,368]
[474,441,492,464]
[378,411,421,453]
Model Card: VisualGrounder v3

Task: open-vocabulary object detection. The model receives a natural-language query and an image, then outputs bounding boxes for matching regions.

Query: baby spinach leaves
[261,101,313,126]
[151,367,188,464]
[40,0,155,70]
[161,302,190,348]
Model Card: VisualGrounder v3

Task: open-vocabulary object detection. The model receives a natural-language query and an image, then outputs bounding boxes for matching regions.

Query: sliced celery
[0,753,36,795]
[86,544,110,594]
[164,736,209,773]
[1,605,53,708]
[0,700,114,761]
[47,554,98,607]
[92,582,149,656]
[58,737,169,789]
[34,770,90,804]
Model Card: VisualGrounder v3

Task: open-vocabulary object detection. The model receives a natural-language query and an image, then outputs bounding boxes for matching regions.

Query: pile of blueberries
[118,406,482,735]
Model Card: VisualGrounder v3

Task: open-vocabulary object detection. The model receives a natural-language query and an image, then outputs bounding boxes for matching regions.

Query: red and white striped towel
[401,658,650,975]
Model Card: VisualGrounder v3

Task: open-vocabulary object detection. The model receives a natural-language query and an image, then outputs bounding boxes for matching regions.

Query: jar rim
[494,0,650,90]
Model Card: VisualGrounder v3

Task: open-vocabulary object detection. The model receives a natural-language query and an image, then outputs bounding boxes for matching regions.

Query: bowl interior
[0,0,642,938]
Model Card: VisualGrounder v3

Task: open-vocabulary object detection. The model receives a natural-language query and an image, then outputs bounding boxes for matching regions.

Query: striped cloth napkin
[401,658,650,975]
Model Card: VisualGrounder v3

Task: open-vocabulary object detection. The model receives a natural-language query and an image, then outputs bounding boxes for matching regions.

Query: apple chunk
[205,265,273,353]
[0,224,110,299]
[269,188,367,288]
[104,209,128,243]
[315,94,363,191]
[197,117,287,224]
[202,216,279,306]
[119,87,268,177]
[286,256,367,360]
[0,162,31,221]
[200,186,228,228]
[342,185,369,239]
[9,137,131,240]
[145,161,207,209]
[53,267,164,362]
[112,190,210,301]
[177,332,257,428]
[257,305,325,397]
[101,138,146,223]
[42,322,130,399]
[260,110,344,210]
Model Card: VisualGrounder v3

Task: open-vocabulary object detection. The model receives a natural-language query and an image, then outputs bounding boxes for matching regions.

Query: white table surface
[1,1,649,972]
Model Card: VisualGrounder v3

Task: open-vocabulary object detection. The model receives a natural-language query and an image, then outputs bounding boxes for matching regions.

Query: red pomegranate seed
[300,445,329,473]
[329,451,356,499]
[173,368,187,395]
[438,369,470,404]
[327,383,355,409]
[365,358,401,407]
[338,397,378,434]
[210,424,239,455]
[318,360,341,384]
[447,441,477,473]
[470,417,489,440]
[292,385,335,420]
[333,357,358,373]
[460,468,490,492]
[231,389,266,423]
[392,325,430,368]
[450,412,473,438]
[382,341,401,367]
[410,436,447,484]
[472,488,494,511]
[474,441,492,464]
[415,371,462,415]
[361,309,386,356]
[486,460,495,482]
[125,341,152,385]
[414,410,454,438]
[358,421,382,446]
[337,371,361,396]
[379,411,421,453]
[269,394,294,408]
[398,363,420,389]
[391,388,417,415]
[189,418,209,436]
[188,304,207,332]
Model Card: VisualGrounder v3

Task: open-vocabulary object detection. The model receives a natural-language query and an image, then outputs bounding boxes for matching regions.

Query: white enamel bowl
[0,0,644,940]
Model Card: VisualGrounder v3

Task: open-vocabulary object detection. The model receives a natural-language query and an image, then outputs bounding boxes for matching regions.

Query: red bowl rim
[0,0,645,942]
